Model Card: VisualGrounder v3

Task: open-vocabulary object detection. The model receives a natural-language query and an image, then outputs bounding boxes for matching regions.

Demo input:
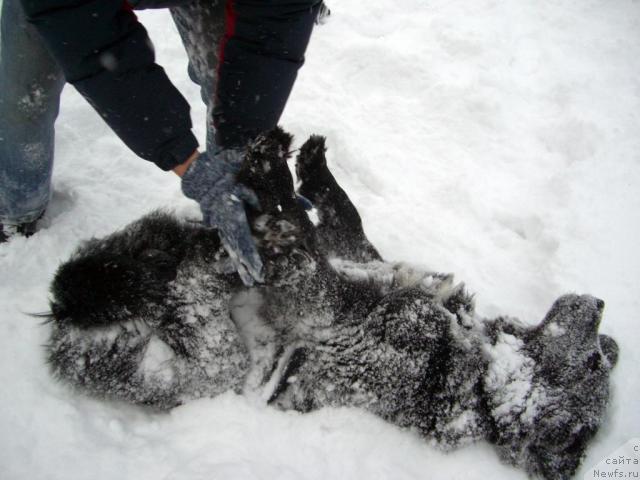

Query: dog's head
[48,212,221,328]
[48,129,327,328]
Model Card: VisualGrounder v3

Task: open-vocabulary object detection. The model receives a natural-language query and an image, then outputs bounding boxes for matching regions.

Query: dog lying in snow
[46,129,618,480]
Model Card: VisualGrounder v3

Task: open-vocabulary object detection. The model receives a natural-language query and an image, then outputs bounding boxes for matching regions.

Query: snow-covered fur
[46,129,618,479]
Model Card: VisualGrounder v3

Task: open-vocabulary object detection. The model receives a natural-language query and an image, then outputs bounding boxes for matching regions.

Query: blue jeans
[0,0,65,224]
[0,0,224,224]
[170,1,225,152]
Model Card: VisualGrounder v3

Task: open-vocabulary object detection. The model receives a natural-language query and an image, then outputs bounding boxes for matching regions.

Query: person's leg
[170,0,226,152]
[170,0,325,152]
[212,0,320,149]
[0,0,65,226]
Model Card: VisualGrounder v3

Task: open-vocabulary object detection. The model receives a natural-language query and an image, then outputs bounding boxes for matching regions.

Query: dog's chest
[228,285,351,405]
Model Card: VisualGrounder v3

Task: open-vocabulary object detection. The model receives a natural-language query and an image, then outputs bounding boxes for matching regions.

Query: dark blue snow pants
[18,0,321,169]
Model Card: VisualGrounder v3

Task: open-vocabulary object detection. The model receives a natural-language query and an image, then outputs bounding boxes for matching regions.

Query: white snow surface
[1,1,639,478]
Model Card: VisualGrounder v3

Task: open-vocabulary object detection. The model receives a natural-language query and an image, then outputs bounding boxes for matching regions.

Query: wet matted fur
[46,129,618,480]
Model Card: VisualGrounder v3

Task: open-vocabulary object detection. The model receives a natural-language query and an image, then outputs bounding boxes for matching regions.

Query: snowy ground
[1,1,639,479]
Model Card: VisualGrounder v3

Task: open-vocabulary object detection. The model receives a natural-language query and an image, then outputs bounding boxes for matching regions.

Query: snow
[139,335,177,383]
[483,332,537,423]
[1,0,639,478]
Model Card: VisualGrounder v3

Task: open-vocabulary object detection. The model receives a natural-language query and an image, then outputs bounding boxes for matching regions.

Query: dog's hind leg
[295,136,382,262]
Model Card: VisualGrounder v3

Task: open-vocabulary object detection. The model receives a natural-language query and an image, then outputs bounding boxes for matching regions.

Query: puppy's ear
[50,252,171,328]
[137,248,180,282]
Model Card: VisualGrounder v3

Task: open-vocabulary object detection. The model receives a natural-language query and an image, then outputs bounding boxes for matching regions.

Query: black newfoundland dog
[46,129,618,480]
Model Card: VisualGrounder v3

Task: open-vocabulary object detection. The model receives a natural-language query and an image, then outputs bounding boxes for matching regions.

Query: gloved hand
[181,149,264,286]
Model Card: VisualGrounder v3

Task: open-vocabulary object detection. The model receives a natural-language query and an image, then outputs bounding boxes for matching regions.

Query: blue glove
[181,149,264,286]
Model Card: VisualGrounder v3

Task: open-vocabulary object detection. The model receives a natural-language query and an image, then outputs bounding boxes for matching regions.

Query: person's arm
[20,0,198,170]
[213,0,322,148]
[173,150,198,177]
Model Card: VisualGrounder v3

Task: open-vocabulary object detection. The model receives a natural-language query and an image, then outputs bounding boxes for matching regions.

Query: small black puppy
[47,129,618,480]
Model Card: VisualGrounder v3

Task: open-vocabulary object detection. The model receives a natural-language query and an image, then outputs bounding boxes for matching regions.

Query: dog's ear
[48,212,200,329]
[50,250,173,328]
[137,248,180,281]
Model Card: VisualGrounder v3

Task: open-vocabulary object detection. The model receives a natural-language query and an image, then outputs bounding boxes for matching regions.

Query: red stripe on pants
[218,0,237,72]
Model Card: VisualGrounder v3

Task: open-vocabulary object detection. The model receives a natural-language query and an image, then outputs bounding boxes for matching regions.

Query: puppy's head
[49,212,221,328]
[50,249,173,328]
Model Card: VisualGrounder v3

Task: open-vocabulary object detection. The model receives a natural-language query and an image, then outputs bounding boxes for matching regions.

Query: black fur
[296,135,381,263]
[46,128,618,479]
